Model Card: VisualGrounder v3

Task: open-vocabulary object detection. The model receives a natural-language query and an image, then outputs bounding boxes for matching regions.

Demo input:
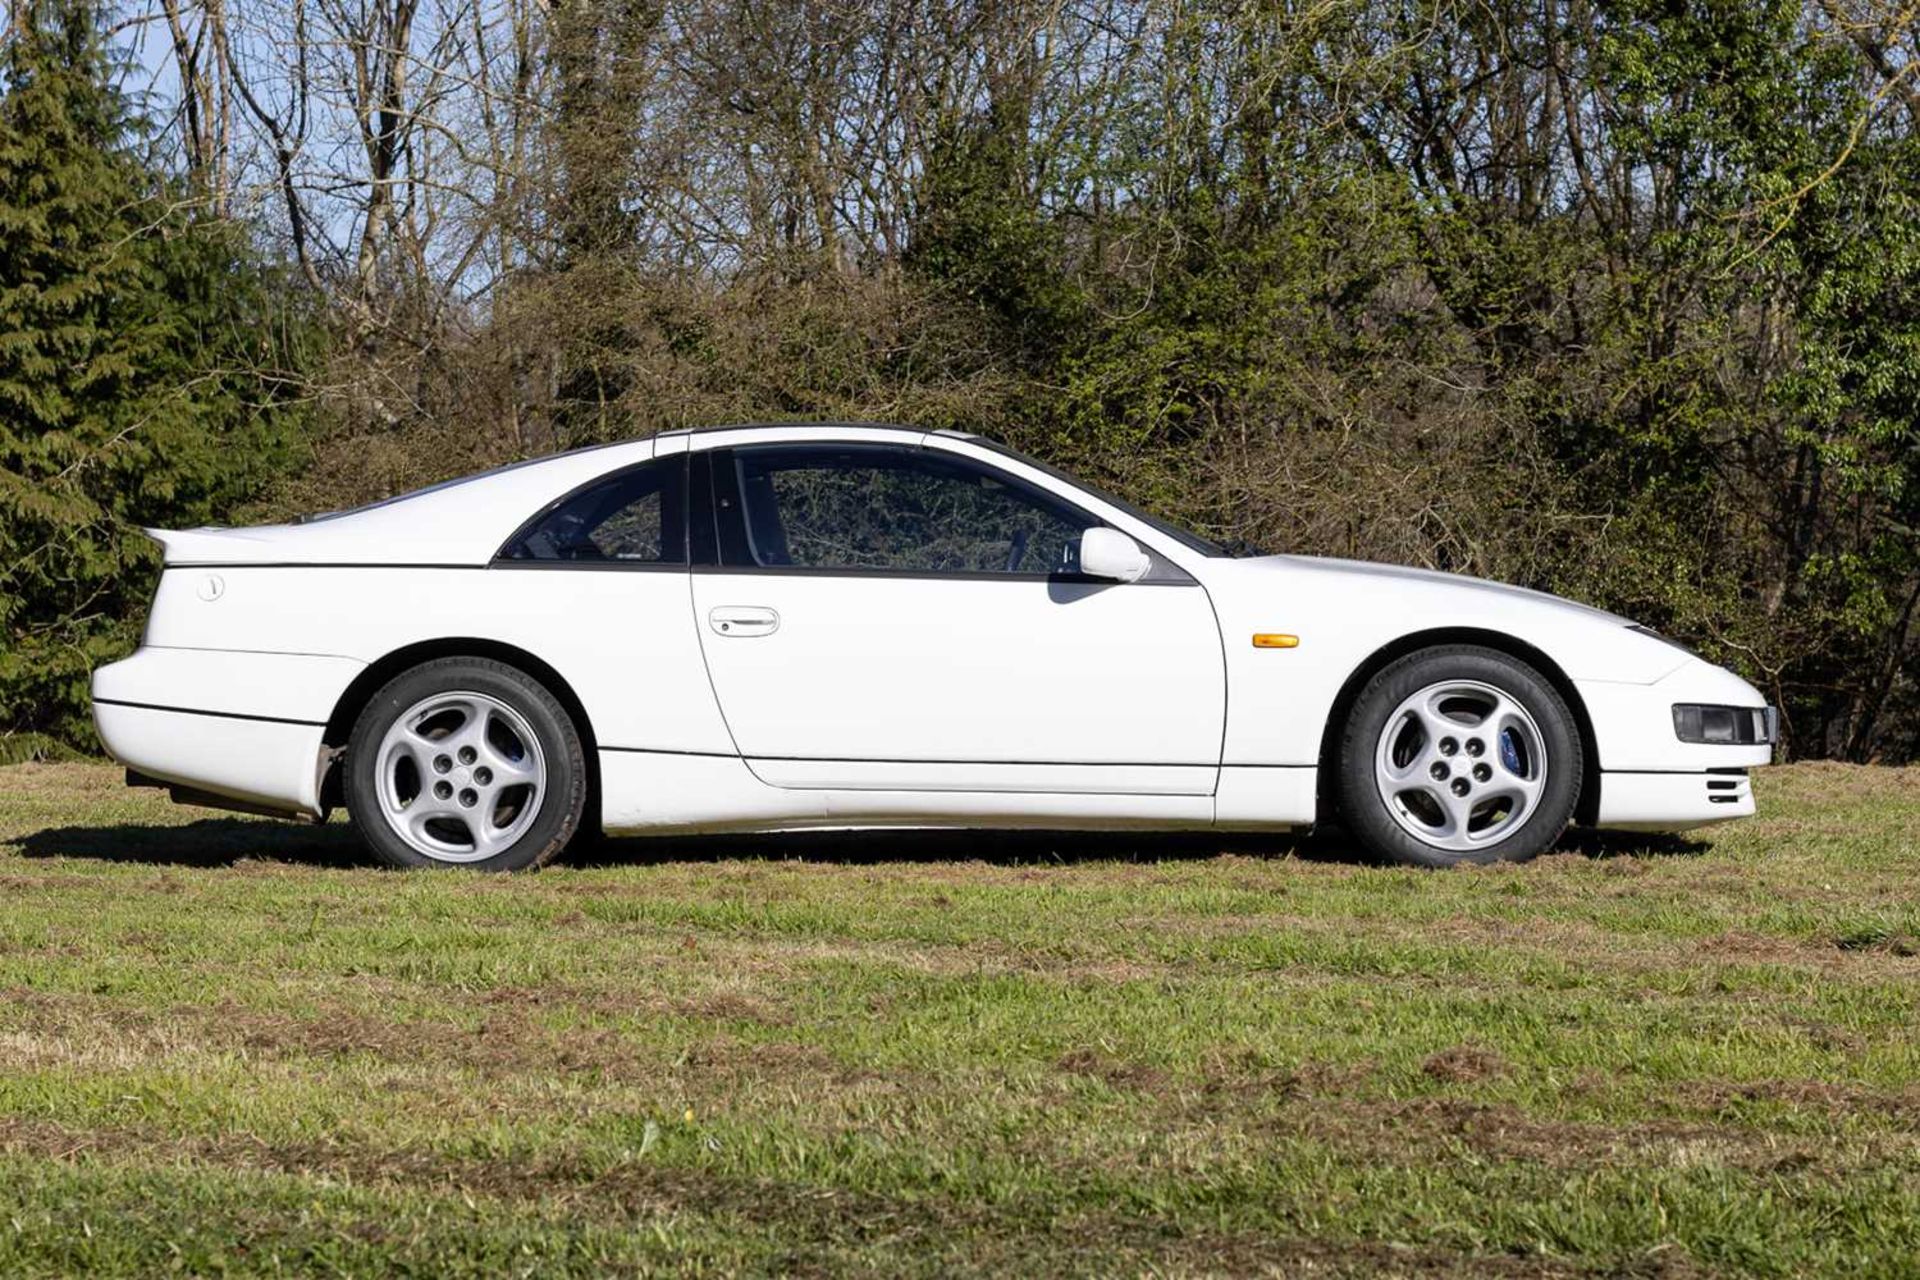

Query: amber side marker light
[1252,633,1300,649]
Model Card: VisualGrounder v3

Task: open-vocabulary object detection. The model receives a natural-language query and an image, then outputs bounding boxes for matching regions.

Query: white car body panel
[91,422,1775,838]
[691,573,1225,793]
[1596,770,1756,828]
[599,751,1215,834]
[137,567,734,758]
[95,701,328,815]
[147,438,660,568]
[1575,666,1773,773]
[1198,557,1691,766]
[93,647,364,724]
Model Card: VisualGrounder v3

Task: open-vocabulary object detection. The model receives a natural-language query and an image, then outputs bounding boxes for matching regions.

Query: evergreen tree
[0,0,315,759]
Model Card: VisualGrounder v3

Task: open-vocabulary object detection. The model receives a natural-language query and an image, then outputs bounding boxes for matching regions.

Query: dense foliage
[1,0,1916,759]
[0,0,313,759]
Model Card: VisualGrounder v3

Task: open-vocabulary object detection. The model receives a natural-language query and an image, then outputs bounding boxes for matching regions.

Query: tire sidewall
[1338,647,1581,868]
[347,658,586,871]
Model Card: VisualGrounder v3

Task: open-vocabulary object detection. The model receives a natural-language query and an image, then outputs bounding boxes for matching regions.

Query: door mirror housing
[1078,527,1151,583]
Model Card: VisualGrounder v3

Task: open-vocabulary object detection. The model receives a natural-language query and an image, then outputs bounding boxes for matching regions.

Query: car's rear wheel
[346,657,587,871]
[1336,646,1581,867]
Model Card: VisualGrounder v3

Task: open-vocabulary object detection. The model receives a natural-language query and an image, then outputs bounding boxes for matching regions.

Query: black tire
[345,657,587,871]
[1335,645,1582,868]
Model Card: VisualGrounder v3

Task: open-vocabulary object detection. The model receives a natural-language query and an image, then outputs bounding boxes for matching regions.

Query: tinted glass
[501,459,685,563]
[962,436,1228,556]
[729,444,1089,574]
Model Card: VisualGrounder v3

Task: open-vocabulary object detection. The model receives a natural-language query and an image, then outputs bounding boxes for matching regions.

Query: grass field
[0,761,1916,1277]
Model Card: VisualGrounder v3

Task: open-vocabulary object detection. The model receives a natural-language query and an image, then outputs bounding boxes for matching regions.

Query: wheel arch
[1314,628,1601,827]
[322,638,603,831]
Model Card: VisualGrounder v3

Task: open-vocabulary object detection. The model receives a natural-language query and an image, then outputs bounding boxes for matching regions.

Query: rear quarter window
[498,458,687,564]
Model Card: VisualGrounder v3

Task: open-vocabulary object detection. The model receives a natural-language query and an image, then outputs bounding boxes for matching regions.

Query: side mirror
[1078,527,1151,583]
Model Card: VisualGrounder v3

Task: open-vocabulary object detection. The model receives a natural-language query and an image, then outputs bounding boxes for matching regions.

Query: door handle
[709,605,780,638]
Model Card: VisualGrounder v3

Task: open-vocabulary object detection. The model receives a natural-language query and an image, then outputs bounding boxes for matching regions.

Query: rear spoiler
[142,526,283,566]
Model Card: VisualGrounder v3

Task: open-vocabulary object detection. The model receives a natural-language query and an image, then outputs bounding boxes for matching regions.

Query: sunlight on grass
[0,760,1916,1276]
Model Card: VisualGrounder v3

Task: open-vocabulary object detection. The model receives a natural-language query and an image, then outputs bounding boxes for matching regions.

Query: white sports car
[91,422,1776,870]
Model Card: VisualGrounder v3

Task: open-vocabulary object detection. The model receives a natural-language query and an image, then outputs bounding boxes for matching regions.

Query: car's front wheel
[345,657,587,871]
[1336,645,1581,867]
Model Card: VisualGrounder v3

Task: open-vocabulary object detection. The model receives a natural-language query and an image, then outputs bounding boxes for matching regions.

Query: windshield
[961,438,1250,557]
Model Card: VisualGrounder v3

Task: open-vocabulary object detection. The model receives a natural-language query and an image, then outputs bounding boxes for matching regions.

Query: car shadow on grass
[580,823,1712,868]
[1553,827,1713,859]
[16,818,379,869]
[576,827,1329,869]
[13,818,1709,871]
[16,819,1325,870]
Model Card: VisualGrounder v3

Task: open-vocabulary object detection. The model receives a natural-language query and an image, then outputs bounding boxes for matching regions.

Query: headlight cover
[1672,703,1777,745]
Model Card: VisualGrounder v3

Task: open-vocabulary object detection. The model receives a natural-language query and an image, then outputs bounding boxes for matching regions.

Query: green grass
[0,761,1916,1277]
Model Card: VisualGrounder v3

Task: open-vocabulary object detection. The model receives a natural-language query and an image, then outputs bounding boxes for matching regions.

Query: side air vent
[1704,773,1751,805]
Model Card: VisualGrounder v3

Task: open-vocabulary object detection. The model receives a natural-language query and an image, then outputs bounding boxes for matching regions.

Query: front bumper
[1576,659,1774,775]
[1576,657,1773,831]
[1596,769,1754,830]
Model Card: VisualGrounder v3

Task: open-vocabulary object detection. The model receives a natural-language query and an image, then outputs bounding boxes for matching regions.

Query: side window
[724,444,1091,574]
[500,458,686,564]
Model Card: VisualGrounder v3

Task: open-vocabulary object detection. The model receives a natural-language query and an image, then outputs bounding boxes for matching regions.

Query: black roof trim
[652,420,982,441]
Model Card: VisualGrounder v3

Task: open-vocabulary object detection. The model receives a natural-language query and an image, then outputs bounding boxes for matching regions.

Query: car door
[489,449,735,758]
[688,440,1227,794]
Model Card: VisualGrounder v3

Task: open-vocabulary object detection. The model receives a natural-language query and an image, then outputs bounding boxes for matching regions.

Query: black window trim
[490,453,690,570]
[697,440,1195,585]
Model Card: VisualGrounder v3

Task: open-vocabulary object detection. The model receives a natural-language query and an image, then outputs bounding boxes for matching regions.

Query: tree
[0,0,315,760]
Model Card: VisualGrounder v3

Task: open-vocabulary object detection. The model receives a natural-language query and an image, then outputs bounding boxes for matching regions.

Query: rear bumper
[90,647,361,819]
[1595,770,1754,830]
[93,701,329,818]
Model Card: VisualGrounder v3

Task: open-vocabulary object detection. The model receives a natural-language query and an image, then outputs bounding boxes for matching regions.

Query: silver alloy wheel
[374,690,545,863]
[1372,679,1547,853]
